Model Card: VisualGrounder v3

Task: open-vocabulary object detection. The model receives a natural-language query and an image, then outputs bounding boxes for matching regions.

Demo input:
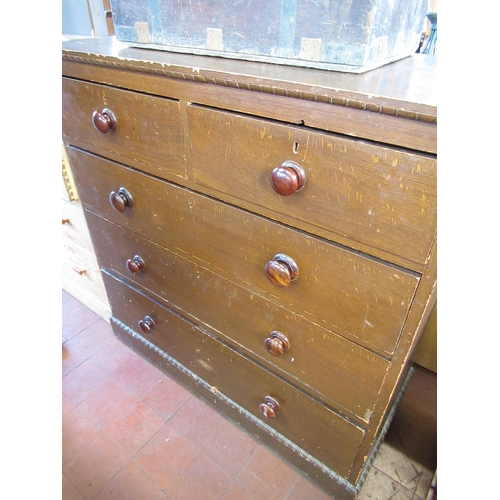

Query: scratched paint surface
[68,146,419,356]
[188,105,436,265]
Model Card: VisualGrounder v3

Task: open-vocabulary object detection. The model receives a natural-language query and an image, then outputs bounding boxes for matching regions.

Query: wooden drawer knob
[92,108,117,134]
[270,161,306,196]
[126,255,146,275]
[138,315,156,334]
[264,331,290,357]
[109,187,134,212]
[259,396,281,419]
[265,253,299,287]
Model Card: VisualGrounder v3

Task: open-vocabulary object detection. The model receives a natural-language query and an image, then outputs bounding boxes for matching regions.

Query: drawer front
[187,105,437,265]
[103,271,365,478]
[87,211,389,421]
[68,147,419,355]
[62,78,187,180]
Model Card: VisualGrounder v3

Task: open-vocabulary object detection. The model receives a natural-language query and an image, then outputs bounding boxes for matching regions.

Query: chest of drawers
[62,37,436,499]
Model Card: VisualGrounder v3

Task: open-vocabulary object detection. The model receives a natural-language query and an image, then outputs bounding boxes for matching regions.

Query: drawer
[102,271,365,479]
[68,147,419,355]
[87,211,389,421]
[62,78,187,180]
[187,105,437,265]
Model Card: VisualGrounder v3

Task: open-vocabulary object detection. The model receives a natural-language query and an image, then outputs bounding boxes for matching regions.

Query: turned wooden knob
[259,396,281,419]
[270,161,306,196]
[138,315,156,334]
[264,253,299,287]
[109,187,134,212]
[92,108,117,133]
[126,255,146,275]
[264,331,290,357]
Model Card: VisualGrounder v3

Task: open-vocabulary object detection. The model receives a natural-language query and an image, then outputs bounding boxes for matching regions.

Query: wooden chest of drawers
[62,37,436,499]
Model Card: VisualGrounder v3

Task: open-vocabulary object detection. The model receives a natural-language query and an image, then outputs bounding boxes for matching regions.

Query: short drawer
[87,211,389,421]
[187,105,437,265]
[103,271,365,479]
[68,147,419,355]
[62,78,187,180]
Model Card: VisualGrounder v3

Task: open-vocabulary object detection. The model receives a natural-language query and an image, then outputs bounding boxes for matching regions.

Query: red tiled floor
[63,432,129,499]
[201,420,260,480]
[66,319,115,358]
[163,452,232,500]
[92,337,139,377]
[62,306,99,342]
[133,424,198,489]
[78,378,136,430]
[62,289,435,499]
[286,475,334,500]
[139,375,191,422]
[114,355,164,399]
[63,471,86,500]
[166,396,224,448]
[63,407,101,465]
[230,446,299,499]
[93,461,162,500]
[62,358,111,405]
[105,400,165,458]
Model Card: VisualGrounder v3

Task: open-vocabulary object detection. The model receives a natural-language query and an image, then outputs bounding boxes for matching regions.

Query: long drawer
[102,270,365,479]
[68,147,419,355]
[87,211,389,421]
[62,78,187,180]
[187,105,437,265]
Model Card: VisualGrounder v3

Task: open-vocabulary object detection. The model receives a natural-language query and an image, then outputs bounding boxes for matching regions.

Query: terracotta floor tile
[63,433,128,500]
[93,461,162,500]
[221,481,257,500]
[139,375,191,422]
[62,342,88,377]
[155,493,172,500]
[62,472,86,500]
[133,423,198,489]
[233,446,299,500]
[62,290,80,316]
[63,392,76,418]
[114,355,164,398]
[167,396,224,448]
[62,407,101,465]
[62,305,99,343]
[62,358,111,405]
[201,420,259,480]
[105,400,164,458]
[285,475,332,500]
[91,337,139,377]
[67,319,115,358]
[164,451,231,500]
[78,378,136,430]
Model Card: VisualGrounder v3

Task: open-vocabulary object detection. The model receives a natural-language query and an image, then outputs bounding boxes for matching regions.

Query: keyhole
[293,141,299,154]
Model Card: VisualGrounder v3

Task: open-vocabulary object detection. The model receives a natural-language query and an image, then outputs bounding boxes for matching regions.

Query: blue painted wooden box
[109,0,428,72]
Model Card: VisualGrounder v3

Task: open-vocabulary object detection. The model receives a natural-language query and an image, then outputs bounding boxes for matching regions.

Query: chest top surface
[62,37,437,121]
